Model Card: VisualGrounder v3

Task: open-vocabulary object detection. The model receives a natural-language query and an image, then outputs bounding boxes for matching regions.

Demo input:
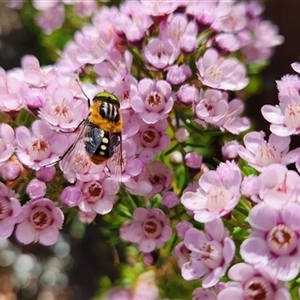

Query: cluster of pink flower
[1,0,292,298]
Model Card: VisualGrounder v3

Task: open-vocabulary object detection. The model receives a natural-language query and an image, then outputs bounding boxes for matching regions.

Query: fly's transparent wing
[105,133,123,194]
[59,121,92,183]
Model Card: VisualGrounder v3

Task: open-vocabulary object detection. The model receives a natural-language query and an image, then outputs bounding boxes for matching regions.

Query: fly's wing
[59,121,92,183]
[105,132,123,194]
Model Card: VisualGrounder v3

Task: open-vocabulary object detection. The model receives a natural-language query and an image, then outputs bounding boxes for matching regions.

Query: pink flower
[140,0,180,16]
[181,218,235,288]
[221,140,240,160]
[218,263,291,300]
[257,164,300,209]
[114,1,153,42]
[181,161,242,223]
[0,182,21,239]
[130,79,174,124]
[76,178,117,215]
[132,118,170,163]
[15,198,64,246]
[177,84,198,104]
[36,166,56,182]
[142,38,179,70]
[36,5,65,34]
[16,119,69,170]
[0,68,24,113]
[60,186,82,207]
[0,161,21,181]
[26,179,47,200]
[241,175,259,201]
[166,64,192,85]
[39,86,87,131]
[160,13,197,53]
[238,131,299,171]
[120,207,172,253]
[196,48,249,91]
[240,202,300,281]
[261,75,300,136]
[184,152,202,169]
[0,123,15,164]
[162,191,179,208]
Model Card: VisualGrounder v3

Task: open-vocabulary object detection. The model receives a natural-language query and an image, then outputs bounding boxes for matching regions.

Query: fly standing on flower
[59,82,123,188]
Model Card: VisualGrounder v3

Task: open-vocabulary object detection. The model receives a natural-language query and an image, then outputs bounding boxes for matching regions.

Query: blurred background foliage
[0,1,300,299]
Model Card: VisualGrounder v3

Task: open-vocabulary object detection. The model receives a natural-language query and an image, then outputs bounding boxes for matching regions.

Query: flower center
[204,63,222,85]
[52,102,71,123]
[206,185,232,212]
[255,143,280,166]
[145,91,166,112]
[28,136,51,161]
[141,128,160,148]
[30,206,52,229]
[267,224,297,256]
[83,181,103,203]
[244,276,274,300]
[284,102,300,129]
[142,217,163,238]
[197,240,223,269]
[0,197,11,219]
[73,152,90,173]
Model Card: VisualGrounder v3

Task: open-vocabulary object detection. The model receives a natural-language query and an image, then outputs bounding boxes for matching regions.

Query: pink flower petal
[15,221,36,244]
[133,207,149,221]
[261,105,284,124]
[228,263,255,282]
[217,287,244,300]
[93,198,113,215]
[0,218,15,238]
[248,203,277,230]
[121,222,143,243]
[139,238,156,253]
[240,237,268,264]
[39,226,59,246]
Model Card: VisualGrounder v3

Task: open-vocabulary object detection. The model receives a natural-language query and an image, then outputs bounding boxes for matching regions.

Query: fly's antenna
[76,79,91,108]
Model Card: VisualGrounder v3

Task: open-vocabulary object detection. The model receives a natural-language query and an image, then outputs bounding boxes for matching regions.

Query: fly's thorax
[88,101,123,133]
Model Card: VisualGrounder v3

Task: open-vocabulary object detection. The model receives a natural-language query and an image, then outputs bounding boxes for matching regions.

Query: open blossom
[238,131,300,171]
[160,13,198,53]
[0,123,15,164]
[181,218,235,288]
[181,161,242,223]
[196,48,249,91]
[240,202,300,281]
[15,198,64,246]
[0,182,21,239]
[120,207,172,253]
[142,38,179,70]
[39,86,87,131]
[130,79,174,124]
[261,74,300,136]
[256,163,300,209]
[217,263,291,300]
[15,119,69,170]
[0,67,24,113]
[75,178,117,215]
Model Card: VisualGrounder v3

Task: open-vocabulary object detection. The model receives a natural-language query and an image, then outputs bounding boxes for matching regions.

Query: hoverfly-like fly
[59,86,123,187]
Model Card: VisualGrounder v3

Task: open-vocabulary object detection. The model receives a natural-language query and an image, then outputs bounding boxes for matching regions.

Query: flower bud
[176,221,193,239]
[175,128,189,143]
[36,166,56,182]
[78,211,96,224]
[1,161,21,181]
[60,186,82,207]
[166,64,191,85]
[185,151,202,169]
[162,191,179,208]
[222,140,240,160]
[177,84,198,104]
[26,178,47,199]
